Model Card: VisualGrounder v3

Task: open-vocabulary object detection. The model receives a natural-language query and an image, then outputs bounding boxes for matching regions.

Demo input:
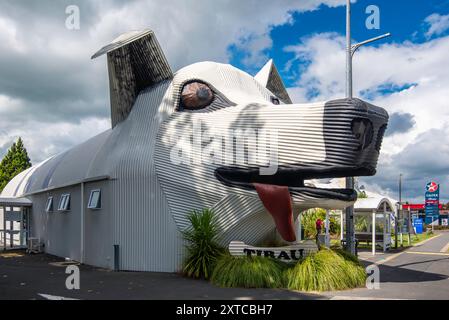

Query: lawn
[392,232,437,248]
[329,232,437,249]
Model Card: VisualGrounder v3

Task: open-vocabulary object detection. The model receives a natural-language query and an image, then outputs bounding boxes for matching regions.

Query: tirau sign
[229,241,318,262]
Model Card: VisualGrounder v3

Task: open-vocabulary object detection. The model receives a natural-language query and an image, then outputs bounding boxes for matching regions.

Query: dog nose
[352,118,374,151]
[322,98,389,176]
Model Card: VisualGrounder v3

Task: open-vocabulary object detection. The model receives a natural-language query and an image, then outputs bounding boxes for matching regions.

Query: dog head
[94,30,390,243]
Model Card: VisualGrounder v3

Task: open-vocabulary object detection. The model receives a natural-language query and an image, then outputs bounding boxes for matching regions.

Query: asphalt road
[0,252,323,300]
[1,232,448,300]
[327,231,449,300]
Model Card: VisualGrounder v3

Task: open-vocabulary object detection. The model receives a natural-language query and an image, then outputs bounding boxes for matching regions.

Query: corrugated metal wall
[83,181,113,269]
[110,80,184,272]
[31,186,82,262]
[2,59,387,272]
[154,63,326,237]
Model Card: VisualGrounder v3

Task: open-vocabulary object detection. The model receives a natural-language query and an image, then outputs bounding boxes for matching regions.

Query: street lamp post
[397,173,403,248]
[344,0,391,255]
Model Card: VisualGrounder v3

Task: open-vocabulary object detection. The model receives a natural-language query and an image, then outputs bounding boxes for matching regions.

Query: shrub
[285,249,366,292]
[211,255,288,288]
[182,209,224,279]
[301,209,340,238]
[332,248,363,266]
[355,216,369,232]
[210,249,366,292]
[357,191,368,199]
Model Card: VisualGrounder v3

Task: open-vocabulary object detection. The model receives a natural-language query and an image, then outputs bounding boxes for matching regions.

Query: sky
[0,0,448,203]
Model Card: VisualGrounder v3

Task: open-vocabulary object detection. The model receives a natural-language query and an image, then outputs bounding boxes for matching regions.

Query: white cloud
[0,118,110,163]
[285,32,449,200]
[1,0,446,202]
[425,13,449,38]
[0,16,26,53]
[360,127,449,203]
[286,33,449,153]
[0,0,349,164]
[234,33,273,69]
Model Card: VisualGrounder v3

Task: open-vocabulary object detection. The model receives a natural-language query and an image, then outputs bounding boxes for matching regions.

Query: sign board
[402,220,409,233]
[425,182,439,224]
[442,219,448,227]
[412,218,423,234]
[229,241,318,262]
[5,211,22,222]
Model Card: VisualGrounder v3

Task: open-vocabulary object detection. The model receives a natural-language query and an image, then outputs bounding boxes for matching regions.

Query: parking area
[0,250,324,300]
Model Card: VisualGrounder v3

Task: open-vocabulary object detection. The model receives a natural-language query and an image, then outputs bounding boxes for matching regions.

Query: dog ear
[92,30,173,128]
[255,59,292,104]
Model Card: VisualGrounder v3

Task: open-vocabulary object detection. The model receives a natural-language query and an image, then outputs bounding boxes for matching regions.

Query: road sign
[413,219,423,234]
[402,220,409,233]
[425,182,439,224]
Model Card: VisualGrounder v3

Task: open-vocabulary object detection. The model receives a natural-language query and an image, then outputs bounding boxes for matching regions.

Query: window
[88,190,101,210]
[45,196,54,212]
[58,194,71,212]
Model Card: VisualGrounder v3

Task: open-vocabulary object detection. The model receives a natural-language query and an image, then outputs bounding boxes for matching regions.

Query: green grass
[211,255,288,288]
[285,249,366,292]
[182,209,225,280]
[332,248,363,265]
[393,232,437,247]
[210,249,366,292]
[331,232,437,249]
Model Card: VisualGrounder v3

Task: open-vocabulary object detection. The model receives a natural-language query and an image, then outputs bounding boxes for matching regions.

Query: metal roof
[0,197,32,207]
[403,203,443,210]
[1,130,113,197]
[354,196,396,212]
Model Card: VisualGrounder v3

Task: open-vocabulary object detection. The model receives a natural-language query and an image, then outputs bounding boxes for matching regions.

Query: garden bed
[210,249,366,292]
[182,209,366,293]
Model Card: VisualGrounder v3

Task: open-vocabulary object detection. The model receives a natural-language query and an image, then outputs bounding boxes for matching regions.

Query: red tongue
[254,183,296,242]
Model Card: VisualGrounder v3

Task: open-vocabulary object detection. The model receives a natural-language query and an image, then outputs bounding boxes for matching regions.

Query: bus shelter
[341,197,396,255]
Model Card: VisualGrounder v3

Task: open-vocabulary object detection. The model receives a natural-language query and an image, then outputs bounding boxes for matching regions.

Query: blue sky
[228,0,449,203]
[231,0,449,84]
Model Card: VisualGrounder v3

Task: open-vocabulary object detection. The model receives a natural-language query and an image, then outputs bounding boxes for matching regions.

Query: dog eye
[271,97,280,105]
[181,82,214,109]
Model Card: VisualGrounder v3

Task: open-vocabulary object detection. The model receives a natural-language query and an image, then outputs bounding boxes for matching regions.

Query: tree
[0,138,32,193]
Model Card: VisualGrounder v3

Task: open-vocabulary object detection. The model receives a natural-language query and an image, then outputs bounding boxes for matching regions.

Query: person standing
[316,218,323,244]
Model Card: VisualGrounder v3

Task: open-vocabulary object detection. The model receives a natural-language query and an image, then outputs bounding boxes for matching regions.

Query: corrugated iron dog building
[1,30,389,272]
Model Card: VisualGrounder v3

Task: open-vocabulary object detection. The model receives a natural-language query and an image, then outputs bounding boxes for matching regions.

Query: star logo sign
[426,182,438,193]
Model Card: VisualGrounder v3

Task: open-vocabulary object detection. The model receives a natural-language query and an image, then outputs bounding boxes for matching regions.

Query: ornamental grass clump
[182,209,224,280]
[211,255,288,288]
[285,248,366,292]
